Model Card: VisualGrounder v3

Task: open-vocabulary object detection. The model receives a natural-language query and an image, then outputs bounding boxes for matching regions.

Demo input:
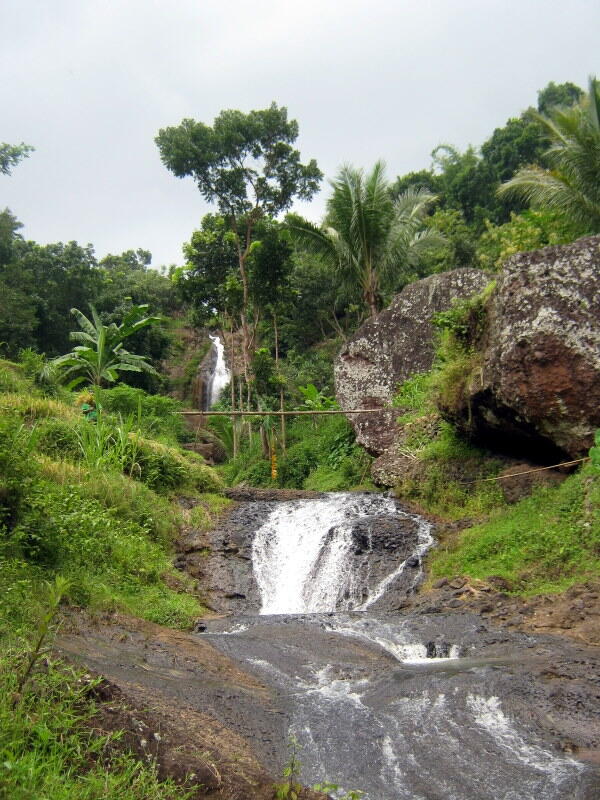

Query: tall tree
[155,103,322,385]
[498,77,600,233]
[537,81,584,115]
[0,142,34,176]
[292,161,444,317]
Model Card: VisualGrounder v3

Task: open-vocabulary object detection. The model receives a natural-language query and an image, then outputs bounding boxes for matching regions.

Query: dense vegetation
[2,75,600,797]
[0,361,226,798]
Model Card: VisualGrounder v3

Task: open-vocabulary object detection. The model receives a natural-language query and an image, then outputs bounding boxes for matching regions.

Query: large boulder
[334,268,490,455]
[453,236,600,459]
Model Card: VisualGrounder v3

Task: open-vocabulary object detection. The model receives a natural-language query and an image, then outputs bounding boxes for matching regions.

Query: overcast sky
[2,0,599,268]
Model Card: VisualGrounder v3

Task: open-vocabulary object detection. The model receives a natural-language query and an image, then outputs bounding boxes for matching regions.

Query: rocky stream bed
[58,490,600,799]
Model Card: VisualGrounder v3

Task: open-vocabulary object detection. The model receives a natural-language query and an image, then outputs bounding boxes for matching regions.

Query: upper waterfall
[208,334,231,407]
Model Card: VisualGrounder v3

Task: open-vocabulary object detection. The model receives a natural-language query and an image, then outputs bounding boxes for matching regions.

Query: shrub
[220,415,371,491]
[0,415,37,528]
[135,439,222,493]
[37,419,81,460]
[99,384,189,443]
[0,360,29,394]
[2,478,201,625]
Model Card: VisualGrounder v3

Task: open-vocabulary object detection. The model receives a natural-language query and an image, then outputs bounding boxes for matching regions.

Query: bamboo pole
[179,409,387,416]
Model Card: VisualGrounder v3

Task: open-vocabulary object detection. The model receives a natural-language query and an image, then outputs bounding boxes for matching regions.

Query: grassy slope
[428,464,600,595]
[0,359,227,799]
[392,370,600,595]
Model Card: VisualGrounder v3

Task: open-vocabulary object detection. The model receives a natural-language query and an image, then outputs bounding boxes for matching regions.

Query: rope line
[460,457,589,485]
[179,408,387,416]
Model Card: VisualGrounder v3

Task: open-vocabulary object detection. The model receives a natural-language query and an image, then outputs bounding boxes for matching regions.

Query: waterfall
[207,334,231,407]
[201,495,592,800]
[252,493,432,614]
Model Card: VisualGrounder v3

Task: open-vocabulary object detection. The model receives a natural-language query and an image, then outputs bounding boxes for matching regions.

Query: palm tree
[498,76,600,233]
[291,161,444,317]
[52,305,160,388]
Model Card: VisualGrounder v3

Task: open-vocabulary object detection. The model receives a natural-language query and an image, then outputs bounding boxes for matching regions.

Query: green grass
[0,363,227,798]
[0,652,190,800]
[392,421,506,520]
[187,492,232,531]
[0,366,223,633]
[428,464,600,594]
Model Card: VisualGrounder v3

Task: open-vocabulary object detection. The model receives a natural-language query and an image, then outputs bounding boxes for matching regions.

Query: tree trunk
[228,324,238,458]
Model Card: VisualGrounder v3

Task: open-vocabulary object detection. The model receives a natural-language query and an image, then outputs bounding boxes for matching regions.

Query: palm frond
[497,76,600,234]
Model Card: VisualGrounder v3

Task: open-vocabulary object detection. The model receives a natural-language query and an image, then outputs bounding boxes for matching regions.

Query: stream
[197,493,598,799]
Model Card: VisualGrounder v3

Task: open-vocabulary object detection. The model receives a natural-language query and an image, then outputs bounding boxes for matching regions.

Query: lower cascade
[252,493,432,614]
[200,494,596,800]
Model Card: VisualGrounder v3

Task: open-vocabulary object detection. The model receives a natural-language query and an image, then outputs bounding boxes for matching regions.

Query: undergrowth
[0,365,220,633]
[220,415,374,491]
[428,464,600,594]
[0,363,224,798]
[392,371,505,520]
[0,652,189,800]
[393,333,600,594]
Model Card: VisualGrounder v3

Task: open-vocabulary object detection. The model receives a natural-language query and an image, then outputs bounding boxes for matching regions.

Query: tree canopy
[498,76,600,234]
[155,103,322,219]
[157,103,322,389]
[291,161,444,316]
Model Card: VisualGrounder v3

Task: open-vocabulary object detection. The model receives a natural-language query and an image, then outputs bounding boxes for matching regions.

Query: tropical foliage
[291,161,444,316]
[52,304,161,388]
[498,76,600,233]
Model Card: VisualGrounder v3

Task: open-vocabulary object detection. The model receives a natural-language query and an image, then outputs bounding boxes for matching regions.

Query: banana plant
[51,304,161,388]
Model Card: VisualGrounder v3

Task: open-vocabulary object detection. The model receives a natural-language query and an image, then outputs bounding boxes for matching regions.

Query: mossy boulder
[333,268,489,456]
[450,235,600,459]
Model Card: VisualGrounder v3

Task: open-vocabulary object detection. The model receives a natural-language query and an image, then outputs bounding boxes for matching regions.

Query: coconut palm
[498,76,600,233]
[51,304,160,388]
[291,161,444,317]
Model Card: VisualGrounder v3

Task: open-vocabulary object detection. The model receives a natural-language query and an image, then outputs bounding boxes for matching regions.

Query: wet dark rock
[350,514,419,553]
[177,500,275,614]
[224,487,325,502]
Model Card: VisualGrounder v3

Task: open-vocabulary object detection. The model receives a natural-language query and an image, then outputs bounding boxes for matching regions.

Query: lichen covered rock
[334,268,490,455]
[456,236,600,458]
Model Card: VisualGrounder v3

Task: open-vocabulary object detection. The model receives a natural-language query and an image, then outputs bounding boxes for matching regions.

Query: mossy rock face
[335,269,489,455]
[453,236,600,459]
[334,268,489,458]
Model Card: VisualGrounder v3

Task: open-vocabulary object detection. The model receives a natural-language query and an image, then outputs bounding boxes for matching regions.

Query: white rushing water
[252,493,432,614]
[203,494,592,800]
[208,334,230,407]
